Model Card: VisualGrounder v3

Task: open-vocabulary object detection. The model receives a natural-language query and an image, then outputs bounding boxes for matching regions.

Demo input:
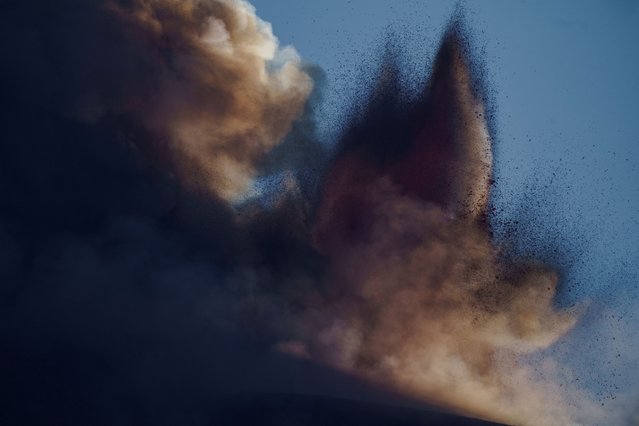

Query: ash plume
[0,1,617,425]
[273,26,590,425]
[2,0,312,202]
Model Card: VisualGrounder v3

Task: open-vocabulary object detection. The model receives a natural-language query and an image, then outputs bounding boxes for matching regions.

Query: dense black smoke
[0,1,340,425]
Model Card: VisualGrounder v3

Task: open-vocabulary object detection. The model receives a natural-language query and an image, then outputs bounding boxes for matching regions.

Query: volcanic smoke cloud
[3,0,312,202]
[277,27,584,425]
[0,1,611,425]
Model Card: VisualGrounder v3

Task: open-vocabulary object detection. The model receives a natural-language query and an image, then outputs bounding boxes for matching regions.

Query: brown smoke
[82,0,313,201]
[302,181,580,424]
[0,0,603,423]
[268,28,597,425]
[92,5,597,423]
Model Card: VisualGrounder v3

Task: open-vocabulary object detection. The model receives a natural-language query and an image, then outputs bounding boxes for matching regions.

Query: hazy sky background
[252,0,639,413]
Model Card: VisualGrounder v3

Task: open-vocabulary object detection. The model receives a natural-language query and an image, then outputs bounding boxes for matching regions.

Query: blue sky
[252,0,639,416]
